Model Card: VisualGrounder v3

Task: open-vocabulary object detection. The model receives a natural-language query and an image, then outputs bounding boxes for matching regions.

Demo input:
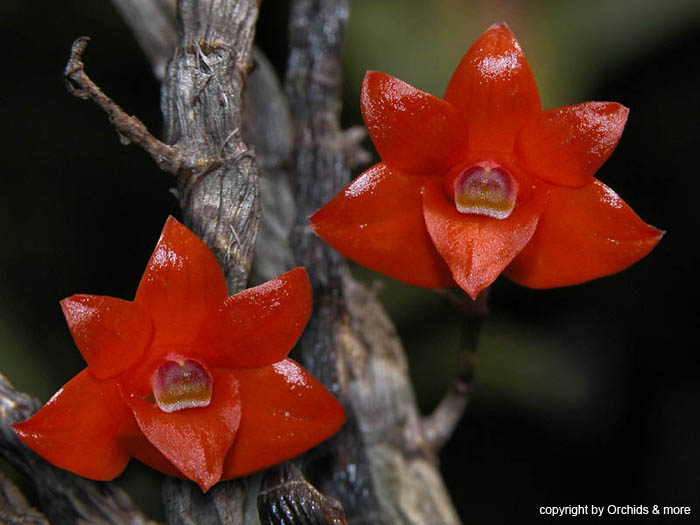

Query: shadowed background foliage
[1,1,698,522]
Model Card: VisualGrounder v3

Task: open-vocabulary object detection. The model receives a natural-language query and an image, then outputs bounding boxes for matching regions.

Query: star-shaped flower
[310,23,662,298]
[13,217,345,491]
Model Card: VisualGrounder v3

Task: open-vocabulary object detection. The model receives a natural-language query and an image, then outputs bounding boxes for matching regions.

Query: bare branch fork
[64,37,183,175]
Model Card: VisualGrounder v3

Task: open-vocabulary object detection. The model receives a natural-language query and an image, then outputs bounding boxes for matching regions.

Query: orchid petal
[121,434,183,478]
[196,268,312,369]
[505,180,663,288]
[310,163,454,288]
[362,72,469,174]
[122,369,241,492]
[444,23,540,153]
[516,102,629,187]
[60,295,153,379]
[223,359,345,478]
[134,216,228,346]
[423,179,547,299]
[12,370,132,480]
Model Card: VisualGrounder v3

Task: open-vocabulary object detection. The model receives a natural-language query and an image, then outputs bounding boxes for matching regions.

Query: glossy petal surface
[310,163,454,288]
[444,23,540,153]
[196,268,312,369]
[223,359,346,478]
[362,72,469,174]
[14,218,342,491]
[135,216,228,346]
[311,23,660,295]
[60,295,153,379]
[516,102,629,187]
[505,180,663,288]
[122,369,241,491]
[423,179,547,299]
[12,370,132,480]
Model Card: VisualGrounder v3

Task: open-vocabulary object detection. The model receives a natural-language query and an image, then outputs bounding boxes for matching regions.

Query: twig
[64,37,183,174]
[423,288,490,450]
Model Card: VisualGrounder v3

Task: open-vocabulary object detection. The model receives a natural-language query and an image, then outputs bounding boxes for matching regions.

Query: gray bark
[164,0,261,294]
[0,470,48,525]
[158,0,264,521]
[284,1,460,523]
[1,0,464,523]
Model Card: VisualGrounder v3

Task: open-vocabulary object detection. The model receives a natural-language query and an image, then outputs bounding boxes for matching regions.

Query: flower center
[151,357,213,413]
[453,164,517,219]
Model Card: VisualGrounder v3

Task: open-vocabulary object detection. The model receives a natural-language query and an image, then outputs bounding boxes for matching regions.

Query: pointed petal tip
[11,419,46,455]
[644,224,665,242]
[445,21,539,152]
[124,370,241,492]
[59,294,154,379]
[423,179,547,299]
[135,212,228,345]
[487,21,511,31]
[455,273,494,301]
[516,101,631,187]
[194,472,221,493]
[362,70,379,80]
[10,420,27,438]
[641,224,665,252]
[287,266,310,279]
[463,286,481,301]
[287,267,312,297]
[483,22,517,41]
[361,70,384,89]
[59,294,84,313]
[197,266,313,368]
[159,215,196,245]
[10,370,133,480]
[360,72,469,174]
[505,181,663,288]
[160,215,182,238]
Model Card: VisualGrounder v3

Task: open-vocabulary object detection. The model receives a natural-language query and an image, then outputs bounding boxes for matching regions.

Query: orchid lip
[453,163,518,219]
[151,357,213,413]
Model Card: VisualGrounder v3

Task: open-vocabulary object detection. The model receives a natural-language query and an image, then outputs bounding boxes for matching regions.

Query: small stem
[64,37,183,174]
[423,288,490,450]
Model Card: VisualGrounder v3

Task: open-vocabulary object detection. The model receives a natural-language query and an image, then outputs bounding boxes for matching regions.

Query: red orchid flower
[310,23,663,299]
[12,217,345,492]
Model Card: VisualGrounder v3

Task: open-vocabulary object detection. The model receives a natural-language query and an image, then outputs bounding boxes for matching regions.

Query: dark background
[1,1,698,523]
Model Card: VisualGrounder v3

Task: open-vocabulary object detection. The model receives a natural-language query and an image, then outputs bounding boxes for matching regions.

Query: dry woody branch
[0,1,473,523]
